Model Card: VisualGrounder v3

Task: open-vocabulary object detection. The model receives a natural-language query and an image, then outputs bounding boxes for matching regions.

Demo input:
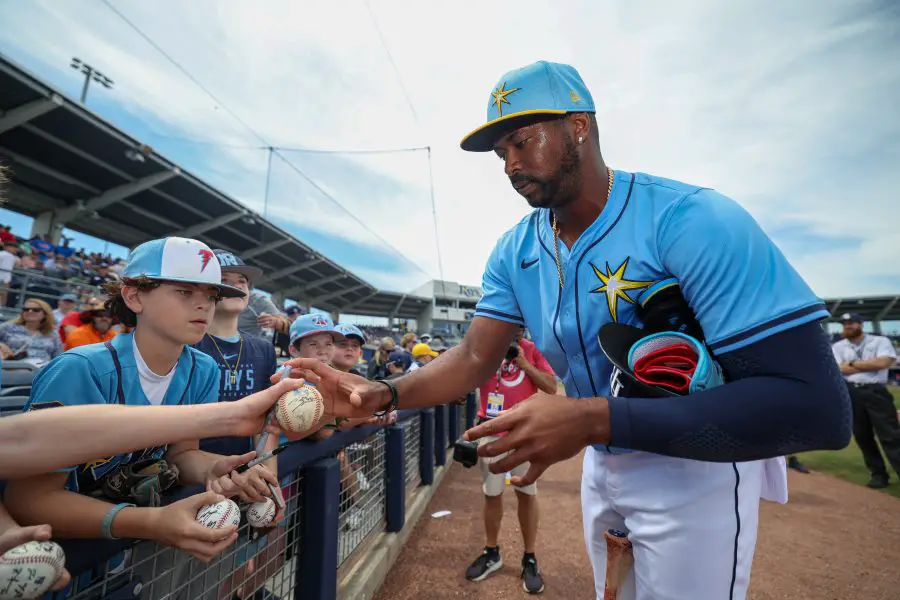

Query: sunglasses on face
[21,307,43,314]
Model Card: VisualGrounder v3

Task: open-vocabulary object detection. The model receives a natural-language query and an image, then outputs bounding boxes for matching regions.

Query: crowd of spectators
[0,226,126,311]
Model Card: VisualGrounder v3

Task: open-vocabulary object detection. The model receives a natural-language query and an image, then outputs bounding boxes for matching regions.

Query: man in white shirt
[831,312,899,489]
[52,293,77,324]
[0,240,19,307]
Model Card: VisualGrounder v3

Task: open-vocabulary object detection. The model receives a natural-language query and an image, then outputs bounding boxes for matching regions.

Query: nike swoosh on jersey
[223,353,238,360]
[520,258,539,269]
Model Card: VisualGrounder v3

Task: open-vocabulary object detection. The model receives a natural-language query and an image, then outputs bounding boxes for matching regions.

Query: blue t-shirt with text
[193,333,277,455]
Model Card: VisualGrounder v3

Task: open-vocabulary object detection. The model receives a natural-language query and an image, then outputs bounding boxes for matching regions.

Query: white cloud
[0,0,896,299]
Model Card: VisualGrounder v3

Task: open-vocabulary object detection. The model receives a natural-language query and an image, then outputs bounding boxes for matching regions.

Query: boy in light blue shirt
[5,237,283,599]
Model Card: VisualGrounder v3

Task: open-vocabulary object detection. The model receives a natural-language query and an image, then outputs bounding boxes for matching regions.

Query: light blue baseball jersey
[26,332,220,493]
[475,170,828,405]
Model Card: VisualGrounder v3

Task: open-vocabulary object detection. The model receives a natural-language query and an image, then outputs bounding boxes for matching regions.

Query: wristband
[101,502,135,540]
[373,379,399,417]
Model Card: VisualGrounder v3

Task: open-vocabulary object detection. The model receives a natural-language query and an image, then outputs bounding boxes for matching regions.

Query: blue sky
[0,0,897,306]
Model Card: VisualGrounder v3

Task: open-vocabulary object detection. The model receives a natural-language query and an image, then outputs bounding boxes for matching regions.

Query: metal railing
[13,396,475,600]
[0,267,105,312]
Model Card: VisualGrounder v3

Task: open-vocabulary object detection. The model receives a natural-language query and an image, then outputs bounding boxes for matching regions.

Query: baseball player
[279,61,851,600]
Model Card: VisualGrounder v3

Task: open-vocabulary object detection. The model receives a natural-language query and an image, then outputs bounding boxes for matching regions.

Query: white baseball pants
[581,446,764,600]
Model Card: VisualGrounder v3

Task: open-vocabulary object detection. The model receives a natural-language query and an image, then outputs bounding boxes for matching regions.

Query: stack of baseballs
[0,541,66,600]
[276,384,325,434]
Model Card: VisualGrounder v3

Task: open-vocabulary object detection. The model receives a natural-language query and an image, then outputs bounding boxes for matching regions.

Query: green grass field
[800,386,900,498]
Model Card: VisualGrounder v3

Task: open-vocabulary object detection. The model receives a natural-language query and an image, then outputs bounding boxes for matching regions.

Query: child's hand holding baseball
[205,452,279,504]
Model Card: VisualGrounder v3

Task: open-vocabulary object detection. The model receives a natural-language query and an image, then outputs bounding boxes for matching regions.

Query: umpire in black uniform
[832,312,900,489]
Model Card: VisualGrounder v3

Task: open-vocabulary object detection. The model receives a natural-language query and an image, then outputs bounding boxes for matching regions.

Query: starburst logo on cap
[198,249,214,272]
[491,82,520,117]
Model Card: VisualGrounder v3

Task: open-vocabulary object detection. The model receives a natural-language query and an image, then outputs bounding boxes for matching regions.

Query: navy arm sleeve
[607,321,852,462]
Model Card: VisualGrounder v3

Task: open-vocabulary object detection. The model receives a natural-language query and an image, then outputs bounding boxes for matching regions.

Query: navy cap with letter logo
[213,249,263,282]
[460,61,596,152]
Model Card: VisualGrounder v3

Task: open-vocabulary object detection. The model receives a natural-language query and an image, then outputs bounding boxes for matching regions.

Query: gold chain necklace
[551,168,614,288]
[207,333,244,386]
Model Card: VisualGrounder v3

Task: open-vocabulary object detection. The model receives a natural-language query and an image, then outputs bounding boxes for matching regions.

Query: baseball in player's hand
[223,376,306,437]
[151,491,238,563]
[0,523,71,591]
[464,392,611,486]
[271,358,389,419]
[206,452,280,503]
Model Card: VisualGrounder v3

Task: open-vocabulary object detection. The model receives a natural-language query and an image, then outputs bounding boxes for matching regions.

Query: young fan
[4,237,280,563]
[331,323,367,377]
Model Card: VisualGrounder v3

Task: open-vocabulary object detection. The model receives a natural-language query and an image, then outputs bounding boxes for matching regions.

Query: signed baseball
[246,497,277,528]
[0,541,66,600]
[276,385,325,433]
[196,498,241,530]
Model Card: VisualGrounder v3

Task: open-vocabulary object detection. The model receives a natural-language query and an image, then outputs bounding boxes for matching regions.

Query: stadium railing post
[384,423,406,533]
[419,408,435,486]
[447,402,460,446]
[433,404,447,467]
[298,457,340,600]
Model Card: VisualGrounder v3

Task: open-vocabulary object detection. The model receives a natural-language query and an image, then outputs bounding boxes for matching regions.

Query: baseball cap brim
[220,264,263,282]
[460,110,567,152]
[142,275,246,299]
[597,322,678,398]
[290,329,345,345]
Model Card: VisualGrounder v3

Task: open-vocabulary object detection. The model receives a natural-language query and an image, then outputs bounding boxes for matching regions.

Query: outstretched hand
[270,359,391,419]
[224,376,306,438]
[463,392,610,487]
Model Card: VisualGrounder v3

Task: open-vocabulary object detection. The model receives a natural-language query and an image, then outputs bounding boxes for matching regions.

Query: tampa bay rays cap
[213,249,263,282]
[290,312,345,344]
[335,323,365,344]
[124,237,245,298]
[460,60,596,152]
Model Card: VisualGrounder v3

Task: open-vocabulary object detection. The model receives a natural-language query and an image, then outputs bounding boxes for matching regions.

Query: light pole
[70,57,114,103]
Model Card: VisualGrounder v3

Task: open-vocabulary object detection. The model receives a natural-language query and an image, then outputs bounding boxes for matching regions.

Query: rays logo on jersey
[589,257,659,323]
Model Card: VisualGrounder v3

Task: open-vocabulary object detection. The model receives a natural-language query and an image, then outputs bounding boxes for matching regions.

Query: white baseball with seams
[196,498,241,529]
[276,385,325,433]
[246,497,277,528]
[0,541,66,600]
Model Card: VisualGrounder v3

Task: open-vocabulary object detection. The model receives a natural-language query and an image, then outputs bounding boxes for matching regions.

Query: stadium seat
[0,368,35,387]
[0,385,31,397]
[0,395,28,416]
[1,359,39,372]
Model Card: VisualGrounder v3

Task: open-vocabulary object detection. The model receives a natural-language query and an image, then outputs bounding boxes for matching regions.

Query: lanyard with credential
[850,338,869,362]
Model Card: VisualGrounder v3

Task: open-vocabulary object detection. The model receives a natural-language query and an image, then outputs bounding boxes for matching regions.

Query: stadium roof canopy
[0,56,431,319]
[823,295,900,324]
